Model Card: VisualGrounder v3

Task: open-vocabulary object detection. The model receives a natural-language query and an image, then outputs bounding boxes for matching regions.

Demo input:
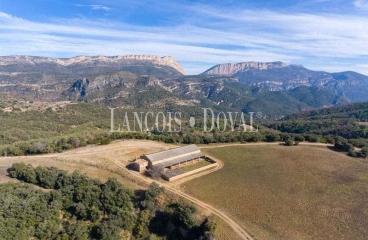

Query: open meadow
[183,144,368,240]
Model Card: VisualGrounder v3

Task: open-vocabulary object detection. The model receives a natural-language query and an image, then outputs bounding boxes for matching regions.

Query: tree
[73,202,88,220]
[95,219,121,240]
[200,218,217,240]
[360,147,368,158]
[8,163,37,184]
[201,217,217,233]
[62,221,89,240]
[145,182,164,200]
[100,178,134,215]
[169,203,197,229]
[133,210,151,239]
[284,138,294,146]
[141,183,165,212]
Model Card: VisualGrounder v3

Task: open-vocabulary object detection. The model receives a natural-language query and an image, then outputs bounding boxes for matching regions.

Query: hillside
[63,72,344,118]
[284,101,368,121]
[202,62,368,102]
[0,55,360,118]
[0,55,184,101]
[267,102,368,145]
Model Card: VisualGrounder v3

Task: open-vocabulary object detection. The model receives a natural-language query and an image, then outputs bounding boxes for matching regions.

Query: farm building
[141,144,205,169]
[131,159,148,172]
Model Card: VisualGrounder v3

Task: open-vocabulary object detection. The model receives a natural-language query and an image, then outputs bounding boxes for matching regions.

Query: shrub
[284,138,294,146]
[100,138,111,145]
[360,147,368,158]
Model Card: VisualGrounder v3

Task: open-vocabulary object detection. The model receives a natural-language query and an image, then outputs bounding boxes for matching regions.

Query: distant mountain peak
[202,61,288,76]
[0,54,186,75]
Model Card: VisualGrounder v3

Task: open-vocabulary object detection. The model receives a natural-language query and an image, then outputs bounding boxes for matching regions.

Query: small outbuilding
[131,159,149,172]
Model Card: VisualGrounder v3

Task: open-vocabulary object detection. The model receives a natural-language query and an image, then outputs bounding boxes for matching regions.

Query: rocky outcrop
[0,55,186,75]
[202,61,287,76]
[65,71,139,99]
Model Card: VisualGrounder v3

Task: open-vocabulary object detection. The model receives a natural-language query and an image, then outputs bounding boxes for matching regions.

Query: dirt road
[200,142,333,149]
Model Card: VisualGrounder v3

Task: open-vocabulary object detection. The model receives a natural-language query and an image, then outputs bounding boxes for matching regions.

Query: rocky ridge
[202,61,287,76]
[0,55,185,75]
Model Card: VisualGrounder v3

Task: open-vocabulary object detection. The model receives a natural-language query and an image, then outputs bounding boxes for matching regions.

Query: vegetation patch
[2,163,217,240]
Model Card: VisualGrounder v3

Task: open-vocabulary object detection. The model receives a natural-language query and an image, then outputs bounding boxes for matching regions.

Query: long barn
[142,145,205,169]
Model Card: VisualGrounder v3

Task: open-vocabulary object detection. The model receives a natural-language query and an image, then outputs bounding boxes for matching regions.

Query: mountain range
[1,55,367,118]
[202,61,368,102]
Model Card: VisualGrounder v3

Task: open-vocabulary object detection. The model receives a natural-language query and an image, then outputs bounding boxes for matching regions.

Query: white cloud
[76,4,111,12]
[0,9,368,75]
[354,0,368,10]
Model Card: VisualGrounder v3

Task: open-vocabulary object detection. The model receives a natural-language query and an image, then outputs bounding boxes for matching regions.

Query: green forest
[1,163,215,240]
[1,100,368,159]
[268,102,368,158]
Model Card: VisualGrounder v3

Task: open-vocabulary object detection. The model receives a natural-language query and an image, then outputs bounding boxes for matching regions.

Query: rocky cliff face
[202,61,287,76]
[65,71,139,99]
[0,55,185,75]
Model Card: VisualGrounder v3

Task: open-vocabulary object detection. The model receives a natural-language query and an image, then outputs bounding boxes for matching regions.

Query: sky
[0,0,368,75]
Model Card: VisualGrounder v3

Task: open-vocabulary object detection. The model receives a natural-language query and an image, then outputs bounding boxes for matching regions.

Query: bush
[348,149,358,158]
[360,147,368,158]
[100,138,111,145]
[284,138,294,146]
[7,163,37,183]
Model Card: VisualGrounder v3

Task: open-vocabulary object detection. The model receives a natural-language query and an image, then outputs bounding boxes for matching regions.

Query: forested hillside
[269,102,368,138]
[268,102,368,157]
[284,102,368,121]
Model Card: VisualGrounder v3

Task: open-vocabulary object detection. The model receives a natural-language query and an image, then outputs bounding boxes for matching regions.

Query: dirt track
[200,142,333,149]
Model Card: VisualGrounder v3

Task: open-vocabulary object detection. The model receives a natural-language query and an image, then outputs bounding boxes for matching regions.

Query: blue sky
[0,0,368,74]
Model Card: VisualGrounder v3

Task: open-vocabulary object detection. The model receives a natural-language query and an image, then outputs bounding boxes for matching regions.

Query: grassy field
[183,145,368,240]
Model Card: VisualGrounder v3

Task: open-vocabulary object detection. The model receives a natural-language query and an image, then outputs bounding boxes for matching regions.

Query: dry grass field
[183,145,368,240]
[0,140,174,188]
[214,216,243,240]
